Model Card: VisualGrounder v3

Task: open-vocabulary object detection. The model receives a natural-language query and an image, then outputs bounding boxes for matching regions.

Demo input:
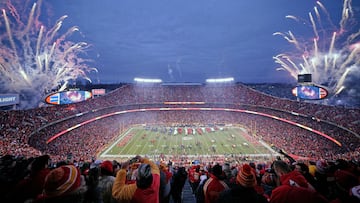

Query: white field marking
[100,154,277,158]
[99,126,280,158]
[100,128,133,157]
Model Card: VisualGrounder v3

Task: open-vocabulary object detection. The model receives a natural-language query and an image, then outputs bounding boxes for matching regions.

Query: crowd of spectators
[13,109,356,162]
[1,83,359,162]
[0,153,359,203]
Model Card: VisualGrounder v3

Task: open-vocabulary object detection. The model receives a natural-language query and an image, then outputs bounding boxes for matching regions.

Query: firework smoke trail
[273,0,360,104]
[0,0,97,109]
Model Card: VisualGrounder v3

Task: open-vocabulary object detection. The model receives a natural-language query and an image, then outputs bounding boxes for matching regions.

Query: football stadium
[1,83,360,202]
[1,0,360,202]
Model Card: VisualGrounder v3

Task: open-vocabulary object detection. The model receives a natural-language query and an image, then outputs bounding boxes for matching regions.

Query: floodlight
[206,77,234,83]
[134,77,162,83]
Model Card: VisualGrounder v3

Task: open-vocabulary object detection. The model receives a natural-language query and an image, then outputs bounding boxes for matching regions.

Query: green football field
[99,125,276,160]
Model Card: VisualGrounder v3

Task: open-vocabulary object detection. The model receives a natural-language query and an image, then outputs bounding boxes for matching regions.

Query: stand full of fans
[0,152,359,203]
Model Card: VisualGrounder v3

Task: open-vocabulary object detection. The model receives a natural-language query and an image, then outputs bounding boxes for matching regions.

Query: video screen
[292,85,328,100]
[45,90,92,105]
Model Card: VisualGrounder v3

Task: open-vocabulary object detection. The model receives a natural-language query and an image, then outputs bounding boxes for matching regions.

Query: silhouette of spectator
[330,169,359,203]
[15,155,51,202]
[270,160,328,203]
[170,166,188,203]
[35,164,87,203]
[203,163,229,203]
[218,164,268,203]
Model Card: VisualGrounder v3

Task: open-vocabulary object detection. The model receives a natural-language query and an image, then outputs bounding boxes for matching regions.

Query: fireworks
[273,0,360,97]
[0,0,97,109]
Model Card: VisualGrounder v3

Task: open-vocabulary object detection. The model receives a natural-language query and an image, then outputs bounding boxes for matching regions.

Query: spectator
[98,160,116,203]
[222,163,232,186]
[270,160,328,203]
[159,162,172,203]
[189,165,201,193]
[195,167,208,203]
[35,164,87,203]
[112,156,160,203]
[15,155,51,202]
[330,169,359,203]
[313,160,332,198]
[170,166,188,203]
[217,163,268,203]
[261,168,277,200]
[84,162,101,202]
[293,162,317,189]
[203,163,229,203]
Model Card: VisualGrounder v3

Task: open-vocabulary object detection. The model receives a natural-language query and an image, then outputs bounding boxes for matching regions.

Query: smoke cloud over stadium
[0,0,97,109]
[273,0,360,106]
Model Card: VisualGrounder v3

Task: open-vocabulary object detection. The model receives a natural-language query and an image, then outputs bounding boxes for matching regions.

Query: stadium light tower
[205,77,234,83]
[134,77,162,83]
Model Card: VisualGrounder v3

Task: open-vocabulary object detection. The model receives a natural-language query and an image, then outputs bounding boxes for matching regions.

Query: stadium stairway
[169,179,196,203]
[182,180,196,203]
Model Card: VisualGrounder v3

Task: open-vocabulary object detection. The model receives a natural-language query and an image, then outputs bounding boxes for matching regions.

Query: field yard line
[134,128,147,155]
[100,154,275,158]
[259,140,278,154]
[99,126,278,159]
[100,128,133,157]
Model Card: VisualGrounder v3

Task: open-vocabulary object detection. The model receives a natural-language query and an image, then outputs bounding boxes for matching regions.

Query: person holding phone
[112,155,160,203]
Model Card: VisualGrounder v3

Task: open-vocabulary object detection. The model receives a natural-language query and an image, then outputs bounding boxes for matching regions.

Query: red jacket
[203,174,229,203]
[270,171,328,203]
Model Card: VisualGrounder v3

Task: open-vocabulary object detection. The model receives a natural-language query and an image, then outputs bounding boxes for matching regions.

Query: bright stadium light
[134,77,162,83]
[206,77,234,83]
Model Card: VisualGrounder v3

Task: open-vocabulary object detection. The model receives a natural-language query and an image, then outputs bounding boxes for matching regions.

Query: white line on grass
[100,128,133,157]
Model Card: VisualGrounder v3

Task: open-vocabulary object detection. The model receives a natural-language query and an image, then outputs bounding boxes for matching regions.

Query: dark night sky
[48,0,358,84]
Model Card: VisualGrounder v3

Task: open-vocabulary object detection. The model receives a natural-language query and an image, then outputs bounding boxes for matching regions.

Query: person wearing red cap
[270,160,329,203]
[98,160,116,203]
[112,155,160,203]
[35,164,87,203]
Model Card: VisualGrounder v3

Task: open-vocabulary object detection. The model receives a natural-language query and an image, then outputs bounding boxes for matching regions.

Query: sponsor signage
[92,88,106,95]
[0,94,20,107]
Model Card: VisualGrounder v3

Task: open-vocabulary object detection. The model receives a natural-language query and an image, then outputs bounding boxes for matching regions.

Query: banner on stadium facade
[92,88,106,96]
[0,94,20,107]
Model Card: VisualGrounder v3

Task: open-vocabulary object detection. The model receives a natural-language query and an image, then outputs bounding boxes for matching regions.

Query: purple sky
[48,0,359,84]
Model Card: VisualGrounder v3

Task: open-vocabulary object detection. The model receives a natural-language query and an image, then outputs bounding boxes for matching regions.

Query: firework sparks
[0,0,97,109]
[273,0,360,99]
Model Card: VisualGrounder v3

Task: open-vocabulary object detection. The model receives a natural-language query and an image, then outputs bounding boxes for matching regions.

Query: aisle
[182,180,196,203]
